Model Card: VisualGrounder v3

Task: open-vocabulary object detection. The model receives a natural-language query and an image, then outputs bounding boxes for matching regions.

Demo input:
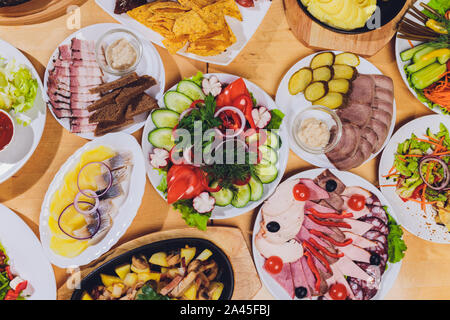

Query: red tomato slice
[264,256,283,274]
[293,184,310,201]
[329,283,347,300]
[236,0,254,7]
[233,173,251,186]
[216,78,249,107]
[167,167,203,204]
[347,194,366,211]
[232,94,252,113]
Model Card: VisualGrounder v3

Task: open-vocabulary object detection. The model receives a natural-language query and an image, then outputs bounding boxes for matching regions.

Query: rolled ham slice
[269,263,295,299]
[290,259,311,299]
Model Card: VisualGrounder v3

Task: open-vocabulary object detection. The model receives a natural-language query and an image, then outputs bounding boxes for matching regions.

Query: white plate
[394,2,447,115]
[0,204,56,300]
[252,168,402,300]
[39,132,146,267]
[142,73,290,219]
[0,38,46,183]
[95,0,272,66]
[379,114,450,243]
[43,23,165,140]
[275,51,396,168]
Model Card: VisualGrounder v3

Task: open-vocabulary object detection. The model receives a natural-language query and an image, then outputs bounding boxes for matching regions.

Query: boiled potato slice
[335,52,360,67]
[149,252,169,267]
[332,64,357,80]
[181,247,197,265]
[115,264,131,280]
[304,81,328,102]
[313,92,344,109]
[310,52,335,69]
[183,284,198,300]
[137,272,161,283]
[197,249,213,261]
[123,273,138,287]
[100,274,122,287]
[209,282,224,300]
[312,66,333,82]
[328,79,350,94]
[288,67,313,95]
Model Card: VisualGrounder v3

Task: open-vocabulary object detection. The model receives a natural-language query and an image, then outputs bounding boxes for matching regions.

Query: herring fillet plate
[379,114,450,243]
[142,73,290,219]
[252,168,402,300]
[0,204,56,300]
[0,38,46,184]
[39,132,146,267]
[43,23,165,140]
[95,0,272,66]
[275,51,396,169]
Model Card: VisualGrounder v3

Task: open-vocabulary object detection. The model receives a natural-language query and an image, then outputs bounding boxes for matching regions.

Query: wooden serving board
[284,0,412,57]
[0,0,87,25]
[57,226,261,300]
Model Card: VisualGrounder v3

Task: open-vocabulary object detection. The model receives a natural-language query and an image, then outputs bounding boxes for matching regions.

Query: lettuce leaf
[266,109,285,130]
[172,199,211,231]
[384,207,407,264]
[154,168,168,195]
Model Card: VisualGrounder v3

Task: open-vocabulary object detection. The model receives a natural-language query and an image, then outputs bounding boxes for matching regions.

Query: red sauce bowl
[0,110,14,152]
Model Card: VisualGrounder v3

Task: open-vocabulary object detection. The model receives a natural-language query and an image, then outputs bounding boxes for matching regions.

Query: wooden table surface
[0,0,449,300]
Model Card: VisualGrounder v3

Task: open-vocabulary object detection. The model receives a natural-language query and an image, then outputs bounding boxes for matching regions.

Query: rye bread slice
[95,119,134,136]
[115,75,157,106]
[125,93,158,120]
[87,89,121,112]
[89,103,126,123]
[89,72,140,94]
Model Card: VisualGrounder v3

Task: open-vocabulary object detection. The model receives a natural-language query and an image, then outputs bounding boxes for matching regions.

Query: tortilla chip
[195,4,227,33]
[212,0,242,21]
[148,1,190,11]
[173,10,210,37]
[163,35,189,54]
[127,3,155,21]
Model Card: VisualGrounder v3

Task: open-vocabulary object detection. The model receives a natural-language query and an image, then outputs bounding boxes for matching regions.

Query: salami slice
[365,205,389,225]
[354,263,382,300]
[360,216,389,235]
[348,278,365,300]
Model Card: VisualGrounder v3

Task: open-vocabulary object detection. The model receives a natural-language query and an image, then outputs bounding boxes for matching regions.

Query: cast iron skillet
[71,238,235,300]
[297,0,407,34]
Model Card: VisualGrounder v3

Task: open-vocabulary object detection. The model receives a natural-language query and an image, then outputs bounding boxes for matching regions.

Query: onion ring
[74,190,99,215]
[214,106,246,138]
[419,156,450,190]
[58,201,101,240]
[77,161,113,198]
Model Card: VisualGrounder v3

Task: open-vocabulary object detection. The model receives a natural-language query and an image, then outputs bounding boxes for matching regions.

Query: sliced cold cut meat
[348,278,365,300]
[361,127,379,153]
[290,259,311,299]
[375,87,394,104]
[366,205,389,225]
[299,178,329,201]
[323,192,345,211]
[372,98,393,116]
[326,123,360,162]
[348,74,375,105]
[332,149,365,171]
[359,137,373,161]
[371,109,392,127]
[363,230,388,248]
[339,244,371,263]
[314,169,346,194]
[360,216,389,235]
[343,231,377,248]
[337,102,372,127]
[269,263,295,299]
[262,179,300,216]
[370,74,394,92]
[369,118,388,152]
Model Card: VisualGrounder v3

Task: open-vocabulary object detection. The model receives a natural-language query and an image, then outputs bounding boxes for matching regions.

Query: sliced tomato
[329,283,347,300]
[411,184,425,200]
[293,184,310,201]
[236,0,254,7]
[264,256,283,274]
[232,94,256,128]
[219,110,241,131]
[216,78,249,107]
[234,173,251,186]
[347,194,366,211]
[167,166,203,204]
[190,99,205,108]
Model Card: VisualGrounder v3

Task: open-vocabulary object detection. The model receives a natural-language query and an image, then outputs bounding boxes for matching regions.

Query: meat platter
[252,168,406,300]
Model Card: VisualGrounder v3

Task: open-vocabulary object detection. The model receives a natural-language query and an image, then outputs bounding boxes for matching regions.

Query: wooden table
[0,0,449,300]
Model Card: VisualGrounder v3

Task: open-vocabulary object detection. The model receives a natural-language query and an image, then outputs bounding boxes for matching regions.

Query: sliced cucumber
[148,127,174,151]
[264,130,280,149]
[177,80,205,101]
[400,43,428,62]
[151,109,180,128]
[164,91,193,113]
[249,175,263,201]
[231,184,251,208]
[255,162,278,184]
[210,182,233,207]
[259,145,278,164]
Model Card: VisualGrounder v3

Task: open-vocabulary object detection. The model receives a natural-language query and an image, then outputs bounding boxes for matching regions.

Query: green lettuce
[173,199,211,231]
[384,207,407,264]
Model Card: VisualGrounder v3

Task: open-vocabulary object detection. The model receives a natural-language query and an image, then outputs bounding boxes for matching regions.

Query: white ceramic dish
[379,114,450,243]
[0,38,46,184]
[95,0,272,66]
[252,168,402,300]
[0,204,56,300]
[43,23,165,140]
[142,73,290,219]
[275,51,396,168]
[39,132,146,267]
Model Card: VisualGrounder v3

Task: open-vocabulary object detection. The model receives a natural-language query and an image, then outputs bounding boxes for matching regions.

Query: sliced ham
[328,263,355,299]
[369,118,388,152]
[303,215,333,234]
[332,149,365,171]
[341,195,371,219]
[290,259,311,299]
[305,201,336,214]
[343,231,377,248]
[262,179,299,216]
[269,263,295,299]
[323,192,344,211]
[300,256,317,295]
[342,218,374,235]
[359,137,373,160]
[326,123,360,162]
[341,186,372,199]
[375,87,394,104]
[255,234,303,263]
[371,109,392,127]
[334,256,373,282]
[299,178,329,201]
[338,244,371,263]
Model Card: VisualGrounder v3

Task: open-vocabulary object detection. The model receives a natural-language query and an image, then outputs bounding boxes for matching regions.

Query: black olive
[325,179,337,192]
[295,286,307,299]
[266,221,280,233]
[370,253,381,266]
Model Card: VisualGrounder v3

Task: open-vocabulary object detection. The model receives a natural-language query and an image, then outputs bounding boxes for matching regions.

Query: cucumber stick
[411,62,447,90]
[400,43,429,62]
[406,57,436,74]
[413,46,436,63]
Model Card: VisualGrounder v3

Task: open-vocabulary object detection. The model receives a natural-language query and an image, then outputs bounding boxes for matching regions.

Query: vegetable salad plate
[0,38,46,183]
[379,114,450,243]
[275,51,396,171]
[253,168,405,300]
[142,72,289,228]
[395,1,449,116]
[39,132,146,267]
[0,204,56,300]
[95,0,272,66]
[43,23,165,139]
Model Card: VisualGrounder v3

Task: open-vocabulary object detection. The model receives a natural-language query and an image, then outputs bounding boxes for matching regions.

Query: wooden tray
[57,226,261,300]
[284,0,412,56]
[0,0,87,25]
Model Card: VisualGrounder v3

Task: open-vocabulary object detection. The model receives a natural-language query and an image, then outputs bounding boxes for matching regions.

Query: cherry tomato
[236,0,254,7]
[216,78,249,107]
[293,184,310,201]
[329,283,347,300]
[264,256,283,274]
[347,194,366,211]
[219,110,242,131]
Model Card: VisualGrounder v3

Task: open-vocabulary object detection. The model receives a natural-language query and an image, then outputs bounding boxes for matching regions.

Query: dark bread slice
[89,103,126,123]
[125,93,158,120]
[94,119,134,136]
[89,72,140,94]
[115,75,157,106]
[87,89,120,112]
